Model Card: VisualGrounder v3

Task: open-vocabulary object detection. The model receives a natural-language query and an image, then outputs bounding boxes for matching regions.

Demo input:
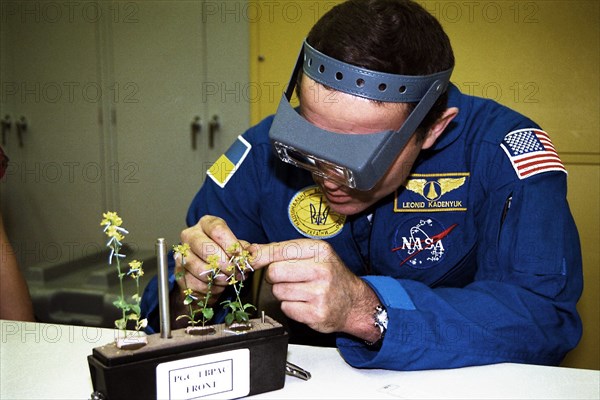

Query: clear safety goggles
[269,40,452,190]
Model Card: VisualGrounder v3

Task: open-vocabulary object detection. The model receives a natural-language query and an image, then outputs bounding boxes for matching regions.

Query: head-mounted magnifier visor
[269,40,452,191]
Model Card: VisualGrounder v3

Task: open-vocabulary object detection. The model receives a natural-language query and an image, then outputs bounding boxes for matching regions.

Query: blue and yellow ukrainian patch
[207,135,251,188]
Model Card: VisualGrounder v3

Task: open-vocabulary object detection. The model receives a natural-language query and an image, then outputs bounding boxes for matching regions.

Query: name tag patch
[395,173,469,212]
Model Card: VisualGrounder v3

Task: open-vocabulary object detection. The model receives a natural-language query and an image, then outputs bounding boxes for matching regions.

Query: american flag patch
[500,129,567,180]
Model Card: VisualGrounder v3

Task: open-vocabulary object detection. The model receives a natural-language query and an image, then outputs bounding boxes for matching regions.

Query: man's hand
[252,239,383,343]
[174,216,250,314]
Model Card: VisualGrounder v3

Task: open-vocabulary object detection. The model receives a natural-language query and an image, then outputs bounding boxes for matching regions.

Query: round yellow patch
[288,185,346,239]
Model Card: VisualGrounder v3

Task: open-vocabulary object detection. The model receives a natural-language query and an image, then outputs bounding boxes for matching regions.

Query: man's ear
[421,107,459,150]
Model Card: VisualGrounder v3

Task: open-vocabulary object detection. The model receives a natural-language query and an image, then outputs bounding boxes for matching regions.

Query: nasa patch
[391,218,457,269]
[288,185,346,239]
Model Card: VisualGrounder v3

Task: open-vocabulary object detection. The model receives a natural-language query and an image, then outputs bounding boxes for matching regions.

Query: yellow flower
[228,275,238,286]
[105,225,124,242]
[206,254,219,266]
[129,269,144,279]
[128,260,144,279]
[173,243,191,258]
[183,288,194,296]
[100,211,123,227]
[226,242,240,254]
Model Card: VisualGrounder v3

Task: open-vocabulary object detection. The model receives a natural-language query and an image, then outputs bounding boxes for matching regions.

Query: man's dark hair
[306,0,455,140]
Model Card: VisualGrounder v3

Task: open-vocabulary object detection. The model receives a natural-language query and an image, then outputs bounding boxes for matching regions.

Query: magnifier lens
[274,142,356,188]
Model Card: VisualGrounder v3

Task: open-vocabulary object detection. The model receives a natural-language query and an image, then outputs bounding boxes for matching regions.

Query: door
[107,1,211,251]
[109,0,251,252]
[1,0,105,267]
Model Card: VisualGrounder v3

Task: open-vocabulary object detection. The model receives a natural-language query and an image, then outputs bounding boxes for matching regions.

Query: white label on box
[156,348,250,399]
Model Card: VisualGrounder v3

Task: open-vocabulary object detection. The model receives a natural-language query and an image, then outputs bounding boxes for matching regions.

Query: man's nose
[314,173,343,191]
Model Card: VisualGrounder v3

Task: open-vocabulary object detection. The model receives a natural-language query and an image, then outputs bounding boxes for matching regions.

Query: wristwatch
[365,304,388,346]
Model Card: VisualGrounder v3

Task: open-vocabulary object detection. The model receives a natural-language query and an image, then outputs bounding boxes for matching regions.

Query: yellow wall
[249,0,599,370]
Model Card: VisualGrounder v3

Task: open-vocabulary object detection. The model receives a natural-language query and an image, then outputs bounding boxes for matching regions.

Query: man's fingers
[279,300,334,333]
[250,239,324,269]
[198,215,240,256]
[266,260,321,284]
[270,280,326,302]
[181,215,240,266]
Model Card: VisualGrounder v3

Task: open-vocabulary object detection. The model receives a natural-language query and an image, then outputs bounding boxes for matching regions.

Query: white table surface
[1,320,598,399]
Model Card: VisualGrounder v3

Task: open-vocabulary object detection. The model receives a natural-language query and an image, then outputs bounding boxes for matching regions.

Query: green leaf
[176,315,192,322]
[202,308,214,320]
[225,313,234,326]
[183,296,194,306]
[235,310,249,323]
[220,300,232,307]
[131,305,141,315]
[113,299,131,310]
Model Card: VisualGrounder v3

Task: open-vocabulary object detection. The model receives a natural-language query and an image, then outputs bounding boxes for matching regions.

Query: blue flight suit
[141,84,582,370]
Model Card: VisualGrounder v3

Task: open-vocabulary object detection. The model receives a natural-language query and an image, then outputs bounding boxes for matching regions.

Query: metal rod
[156,238,171,339]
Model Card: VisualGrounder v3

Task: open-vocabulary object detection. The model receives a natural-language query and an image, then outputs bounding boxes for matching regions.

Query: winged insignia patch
[404,177,466,200]
[395,173,469,212]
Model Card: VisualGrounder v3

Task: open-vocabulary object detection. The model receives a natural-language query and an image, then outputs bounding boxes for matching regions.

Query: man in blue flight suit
[141,0,582,370]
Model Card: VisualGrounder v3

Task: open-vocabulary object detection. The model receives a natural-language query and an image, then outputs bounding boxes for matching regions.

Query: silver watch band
[365,305,388,346]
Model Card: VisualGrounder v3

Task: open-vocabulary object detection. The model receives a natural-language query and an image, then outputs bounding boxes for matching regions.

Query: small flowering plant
[221,243,256,327]
[101,212,147,346]
[173,243,221,329]
[174,242,256,331]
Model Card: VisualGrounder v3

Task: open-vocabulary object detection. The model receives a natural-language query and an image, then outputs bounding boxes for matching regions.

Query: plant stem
[188,303,196,326]
[114,245,127,337]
